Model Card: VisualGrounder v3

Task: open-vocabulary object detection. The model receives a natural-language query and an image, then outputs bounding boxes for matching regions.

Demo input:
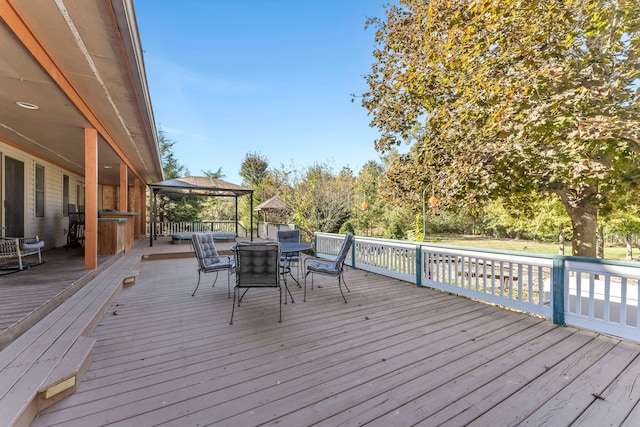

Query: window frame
[35,164,45,217]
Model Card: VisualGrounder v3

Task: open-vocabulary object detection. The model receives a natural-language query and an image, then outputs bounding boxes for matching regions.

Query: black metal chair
[231,241,282,324]
[277,229,302,280]
[304,232,354,303]
[191,233,235,297]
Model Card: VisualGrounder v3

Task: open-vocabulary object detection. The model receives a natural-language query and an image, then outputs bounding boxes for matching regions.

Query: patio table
[279,242,311,288]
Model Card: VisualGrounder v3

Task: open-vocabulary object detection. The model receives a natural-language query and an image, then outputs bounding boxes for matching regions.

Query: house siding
[1,141,86,249]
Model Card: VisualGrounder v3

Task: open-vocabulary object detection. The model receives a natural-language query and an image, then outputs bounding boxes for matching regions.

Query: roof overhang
[0,0,163,185]
[254,195,290,212]
[148,176,254,197]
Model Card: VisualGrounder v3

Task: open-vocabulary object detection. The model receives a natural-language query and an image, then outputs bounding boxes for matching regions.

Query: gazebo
[147,176,254,246]
[254,195,291,222]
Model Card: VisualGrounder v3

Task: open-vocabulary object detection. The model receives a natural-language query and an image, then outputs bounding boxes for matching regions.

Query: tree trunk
[557,185,598,257]
[627,233,633,260]
[558,223,565,255]
[597,223,604,258]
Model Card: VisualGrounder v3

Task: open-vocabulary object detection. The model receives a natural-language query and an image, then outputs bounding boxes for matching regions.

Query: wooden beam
[119,163,128,212]
[134,178,141,238]
[84,128,98,270]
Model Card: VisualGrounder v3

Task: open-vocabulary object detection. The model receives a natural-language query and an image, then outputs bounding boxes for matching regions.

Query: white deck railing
[561,258,640,342]
[314,232,640,343]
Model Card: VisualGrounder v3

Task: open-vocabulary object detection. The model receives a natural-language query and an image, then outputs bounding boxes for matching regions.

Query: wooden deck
[0,247,113,350]
[19,240,640,426]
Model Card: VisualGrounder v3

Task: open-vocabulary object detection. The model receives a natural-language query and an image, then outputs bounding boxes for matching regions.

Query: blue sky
[135,0,395,184]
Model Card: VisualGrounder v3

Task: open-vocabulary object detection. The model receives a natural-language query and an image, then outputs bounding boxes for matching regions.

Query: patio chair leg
[238,288,250,303]
[341,272,350,293]
[282,275,294,304]
[211,271,219,287]
[286,284,294,304]
[230,287,238,325]
[279,286,282,323]
[338,276,348,303]
[303,271,311,302]
[192,271,202,296]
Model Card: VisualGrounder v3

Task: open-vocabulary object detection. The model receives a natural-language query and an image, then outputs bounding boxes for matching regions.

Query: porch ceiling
[0,0,162,185]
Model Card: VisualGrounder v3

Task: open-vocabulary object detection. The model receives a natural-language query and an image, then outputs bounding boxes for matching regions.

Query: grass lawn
[422,234,633,261]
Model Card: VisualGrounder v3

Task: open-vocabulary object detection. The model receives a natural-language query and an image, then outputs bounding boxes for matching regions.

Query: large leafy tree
[363,0,640,256]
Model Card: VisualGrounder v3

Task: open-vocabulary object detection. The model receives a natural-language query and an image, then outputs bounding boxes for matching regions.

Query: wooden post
[84,128,98,269]
[119,163,128,212]
[552,256,565,326]
[134,178,141,239]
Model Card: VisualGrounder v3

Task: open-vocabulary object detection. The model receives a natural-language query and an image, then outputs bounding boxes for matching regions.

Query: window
[35,164,45,217]
[63,174,70,216]
[77,183,85,210]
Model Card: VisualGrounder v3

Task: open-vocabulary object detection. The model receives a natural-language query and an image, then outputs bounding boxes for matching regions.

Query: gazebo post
[149,189,155,247]
[234,195,238,238]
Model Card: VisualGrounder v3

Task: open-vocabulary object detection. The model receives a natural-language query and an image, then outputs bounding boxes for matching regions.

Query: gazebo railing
[146,221,248,237]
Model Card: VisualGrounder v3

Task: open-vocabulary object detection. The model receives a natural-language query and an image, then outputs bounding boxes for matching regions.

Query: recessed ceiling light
[16,101,39,110]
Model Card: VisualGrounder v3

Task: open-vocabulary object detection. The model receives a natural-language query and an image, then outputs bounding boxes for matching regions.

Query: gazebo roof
[254,195,290,212]
[148,176,253,197]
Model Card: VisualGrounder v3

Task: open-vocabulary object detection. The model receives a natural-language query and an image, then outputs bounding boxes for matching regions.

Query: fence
[314,232,640,343]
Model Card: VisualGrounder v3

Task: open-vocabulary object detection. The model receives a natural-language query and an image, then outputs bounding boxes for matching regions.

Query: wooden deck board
[572,344,640,426]
[0,248,111,349]
[17,242,640,426]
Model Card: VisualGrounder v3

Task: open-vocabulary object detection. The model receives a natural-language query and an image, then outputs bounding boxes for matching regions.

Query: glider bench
[0,236,45,270]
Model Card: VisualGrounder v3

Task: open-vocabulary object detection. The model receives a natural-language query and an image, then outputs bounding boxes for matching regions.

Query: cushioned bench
[171,232,236,244]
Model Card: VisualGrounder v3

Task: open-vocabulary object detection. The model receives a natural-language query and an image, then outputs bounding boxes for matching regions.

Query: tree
[156,129,199,223]
[239,151,269,187]
[362,0,640,256]
[202,168,225,179]
[482,193,570,241]
[383,216,406,240]
[238,152,290,232]
[200,168,233,221]
[160,129,187,180]
[354,161,386,236]
[602,196,640,260]
[283,163,354,240]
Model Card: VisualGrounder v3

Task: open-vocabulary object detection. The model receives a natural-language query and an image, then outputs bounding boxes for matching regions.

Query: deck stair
[0,246,142,427]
